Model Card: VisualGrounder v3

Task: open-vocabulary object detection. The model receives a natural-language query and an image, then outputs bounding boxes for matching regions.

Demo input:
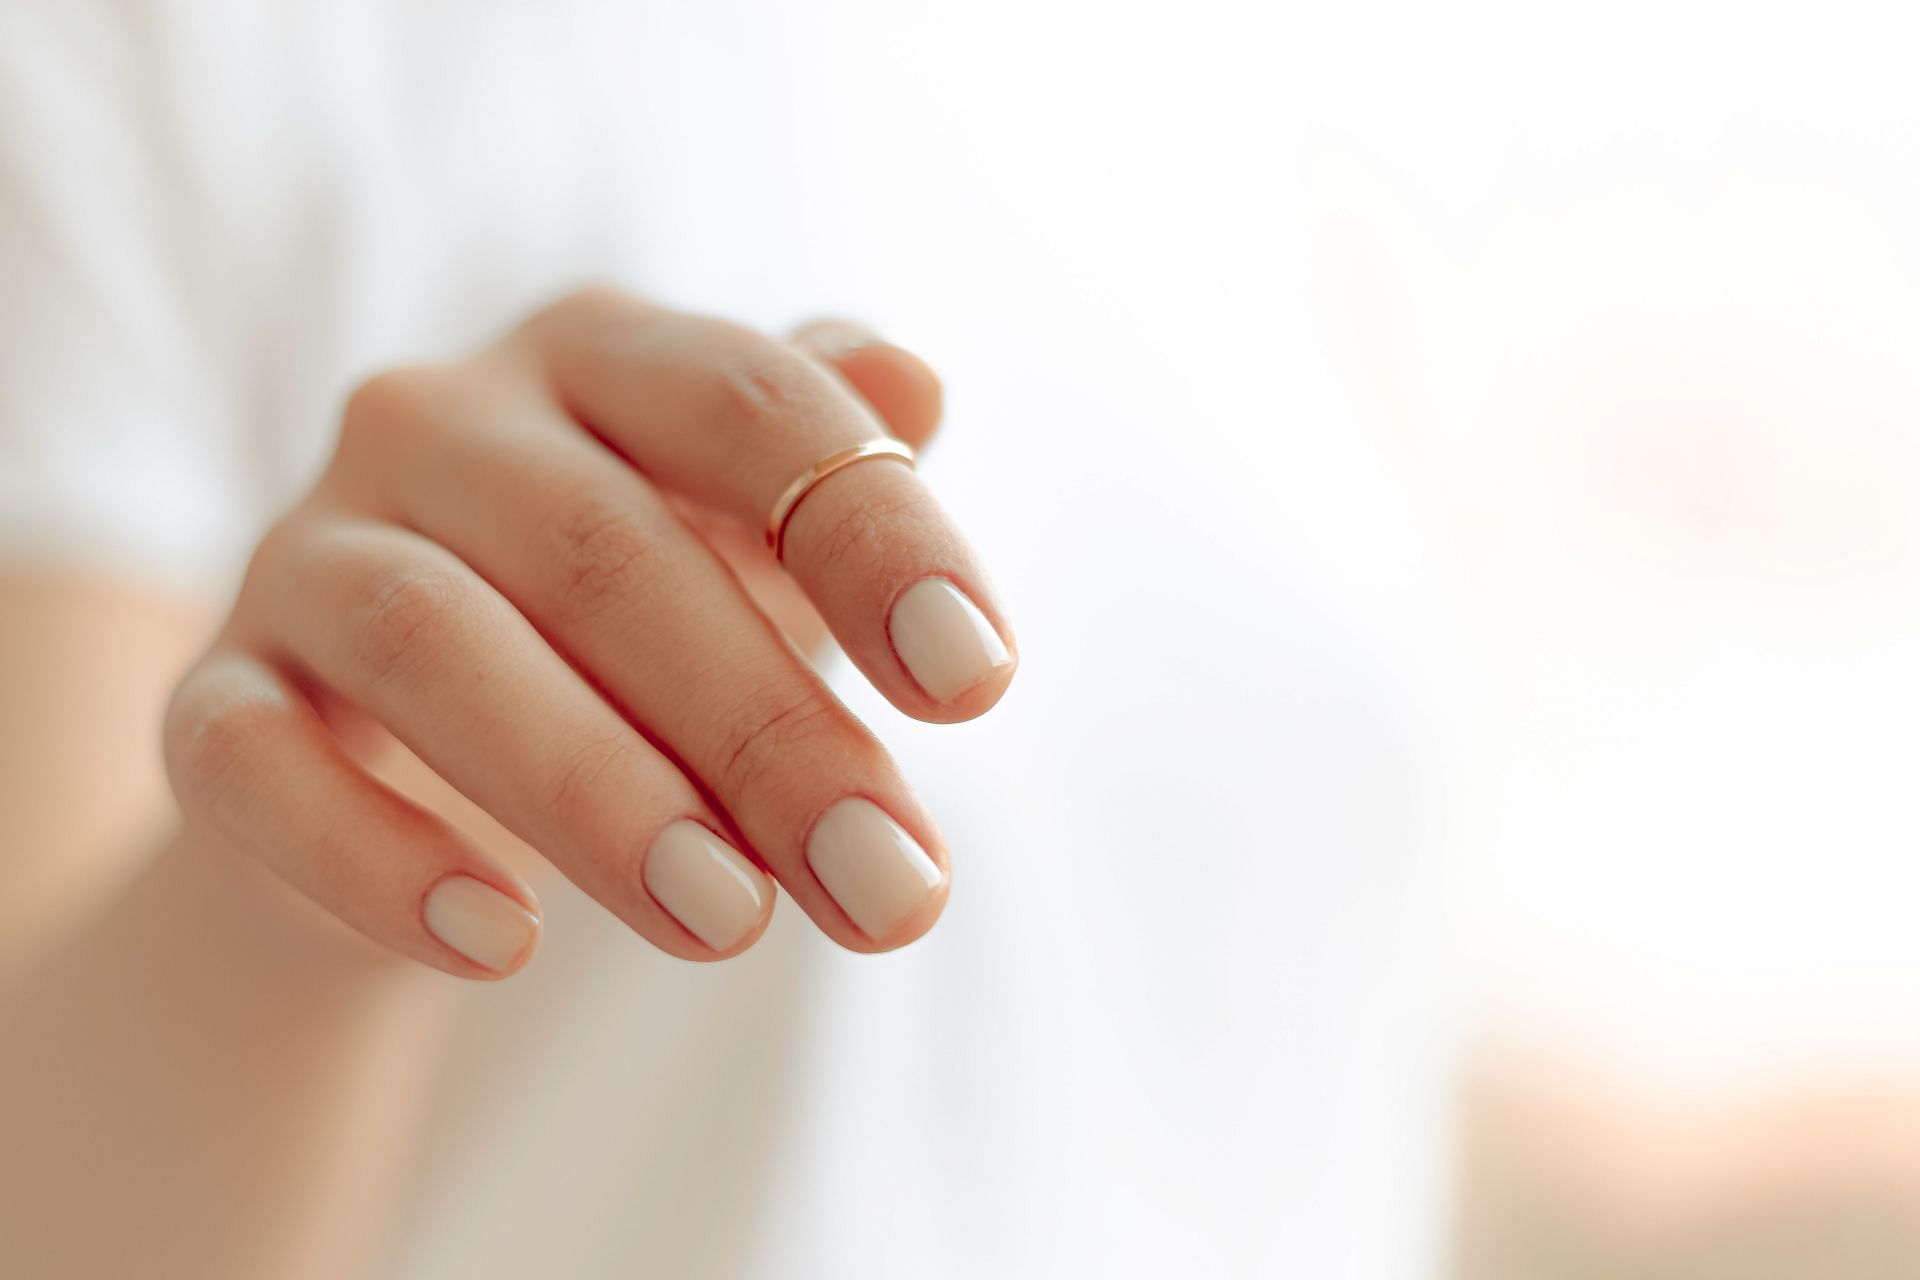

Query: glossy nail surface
[806,797,944,942]
[424,875,539,973]
[644,819,771,952]
[888,577,1011,703]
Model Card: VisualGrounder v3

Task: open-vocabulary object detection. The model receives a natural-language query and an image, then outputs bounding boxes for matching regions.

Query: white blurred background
[717,2,1920,1273]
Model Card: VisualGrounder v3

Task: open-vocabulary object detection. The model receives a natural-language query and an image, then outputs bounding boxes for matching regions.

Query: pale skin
[0,291,1013,1276]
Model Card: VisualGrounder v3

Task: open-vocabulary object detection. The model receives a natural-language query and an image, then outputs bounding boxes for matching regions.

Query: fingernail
[644,819,771,952]
[888,577,1012,703]
[806,798,945,942]
[424,875,540,973]
[800,318,884,359]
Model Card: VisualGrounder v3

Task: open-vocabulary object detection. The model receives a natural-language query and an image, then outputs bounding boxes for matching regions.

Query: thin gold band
[765,438,917,560]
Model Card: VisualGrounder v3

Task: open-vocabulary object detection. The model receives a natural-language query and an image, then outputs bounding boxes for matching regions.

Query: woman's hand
[161,290,1016,978]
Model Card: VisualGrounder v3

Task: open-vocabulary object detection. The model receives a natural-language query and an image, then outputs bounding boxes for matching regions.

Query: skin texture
[0,302,1011,1276]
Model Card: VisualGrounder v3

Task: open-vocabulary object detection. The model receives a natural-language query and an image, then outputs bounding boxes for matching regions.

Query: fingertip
[901,653,1019,724]
[791,318,944,447]
[836,344,944,447]
[422,872,543,979]
[829,876,951,955]
[803,796,951,953]
[665,900,776,963]
[640,819,778,961]
[780,460,1017,724]
[885,575,1018,721]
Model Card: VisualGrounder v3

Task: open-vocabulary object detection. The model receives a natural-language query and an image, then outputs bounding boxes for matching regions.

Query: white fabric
[0,3,1446,1275]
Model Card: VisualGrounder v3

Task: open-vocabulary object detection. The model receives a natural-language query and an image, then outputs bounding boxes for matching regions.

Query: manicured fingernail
[806,798,945,942]
[801,318,884,359]
[644,819,771,952]
[424,875,540,973]
[888,577,1012,704]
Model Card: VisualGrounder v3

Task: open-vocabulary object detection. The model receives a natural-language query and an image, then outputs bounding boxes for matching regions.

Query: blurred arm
[0,571,205,968]
[0,572,451,1278]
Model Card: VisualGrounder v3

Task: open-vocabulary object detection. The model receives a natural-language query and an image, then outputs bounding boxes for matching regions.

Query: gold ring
[765,438,916,560]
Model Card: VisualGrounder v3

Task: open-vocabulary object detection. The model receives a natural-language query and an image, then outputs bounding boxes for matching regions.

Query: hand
[161,290,1016,977]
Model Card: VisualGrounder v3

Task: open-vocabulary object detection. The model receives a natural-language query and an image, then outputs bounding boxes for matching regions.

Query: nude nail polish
[806,798,945,942]
[888,577,1012,704]
[644,820,771,952]
[801,318,883,358]
[424,875,539,972]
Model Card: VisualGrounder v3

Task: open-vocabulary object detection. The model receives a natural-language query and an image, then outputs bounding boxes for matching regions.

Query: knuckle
[166,686,278,812]
[716,685,846,802]
[527,283,643,338]
[349,566,471,689]
[241,512,306,594]
[337,365,449,460]
[559,282,641,319]
[543,729,648,834]
[706,339,836,439]
[541,493,660,626]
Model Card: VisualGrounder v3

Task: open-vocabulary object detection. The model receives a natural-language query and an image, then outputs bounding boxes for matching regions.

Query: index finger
[525,288,1018,723]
